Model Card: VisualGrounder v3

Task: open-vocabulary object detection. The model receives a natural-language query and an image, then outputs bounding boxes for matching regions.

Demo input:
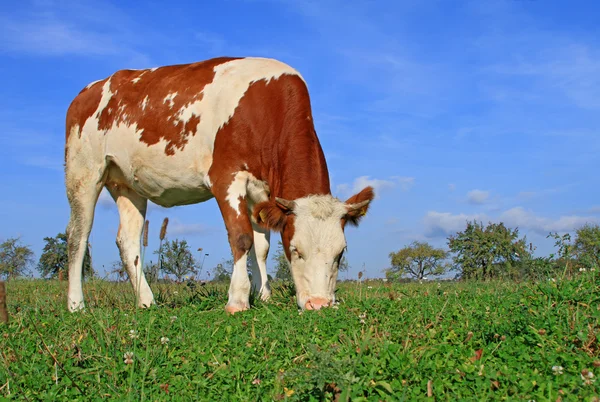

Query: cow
[64,56,374,314]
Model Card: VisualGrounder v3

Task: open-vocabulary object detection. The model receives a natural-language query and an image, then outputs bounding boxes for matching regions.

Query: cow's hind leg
[250,223,271,301]
[66,168,106,311]
[106,183,154,308]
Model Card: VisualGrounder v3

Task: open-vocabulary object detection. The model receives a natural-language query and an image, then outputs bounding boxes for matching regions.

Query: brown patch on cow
[65,79,107,145]
[205,73,329,261]
[342,186,375,227]
[236,233,253,252]
[67,57,239,157]
[209,74,330,200]
[281,216,296,261]
[253,201,287,231]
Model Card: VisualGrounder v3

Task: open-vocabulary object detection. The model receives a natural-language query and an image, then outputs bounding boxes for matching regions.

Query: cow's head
[254,186,374,310]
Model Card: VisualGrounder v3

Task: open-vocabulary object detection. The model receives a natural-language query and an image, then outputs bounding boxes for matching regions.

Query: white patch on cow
[131,71,147,84]
[94,79,114,119]
[204,175,212,188]
[85,79,102,89]
[141,96,149,111]
[150,67,159,72]
[226,171,255,216]
[163,92,178,108]
[243,163,249,170]
[226,250,251,311]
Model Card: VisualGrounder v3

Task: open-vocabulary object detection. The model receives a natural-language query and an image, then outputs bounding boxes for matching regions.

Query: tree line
[1,219,598,283]
[386,221,600,281]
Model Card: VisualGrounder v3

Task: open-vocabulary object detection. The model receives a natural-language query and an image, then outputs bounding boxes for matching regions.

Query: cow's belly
[133,166,214,207]
[106,148,214,208]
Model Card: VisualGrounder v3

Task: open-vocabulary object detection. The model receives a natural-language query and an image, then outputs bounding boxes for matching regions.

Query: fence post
[0,281,8,324]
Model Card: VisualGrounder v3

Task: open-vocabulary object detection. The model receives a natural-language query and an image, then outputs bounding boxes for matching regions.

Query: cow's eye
[291,246,304,260]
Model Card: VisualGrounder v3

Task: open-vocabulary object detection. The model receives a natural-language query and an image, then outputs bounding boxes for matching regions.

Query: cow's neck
[273,132,331,201]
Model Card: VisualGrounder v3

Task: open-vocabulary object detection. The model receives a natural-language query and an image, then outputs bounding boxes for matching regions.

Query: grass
[0,272,599,401]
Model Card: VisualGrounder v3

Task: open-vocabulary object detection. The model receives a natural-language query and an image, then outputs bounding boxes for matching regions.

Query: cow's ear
[343,186,374,227]
[253,201,288,232]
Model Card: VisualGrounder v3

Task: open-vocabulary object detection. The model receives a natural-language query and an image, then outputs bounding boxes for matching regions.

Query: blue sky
[1,0,599,280]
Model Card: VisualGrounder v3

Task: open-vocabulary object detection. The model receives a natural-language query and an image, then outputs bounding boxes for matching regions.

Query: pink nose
[305,298,331,310]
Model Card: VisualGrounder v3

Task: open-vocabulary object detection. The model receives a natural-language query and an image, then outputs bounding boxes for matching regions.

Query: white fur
[85,79,102,89]
[163,92,178,108]
[288,195,348,308]
[94,80,114,120]
[226,171,254,215]
[250,224,271,300]
[226,251,251,311]
[140,95,149,111]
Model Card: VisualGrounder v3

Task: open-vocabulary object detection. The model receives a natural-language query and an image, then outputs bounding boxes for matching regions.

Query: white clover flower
[161,336,169,345]
[170,316,178,322]
[552,365,564,375]
[581,370,595,385]
[359,312,367,324]
[129,329,139,339]
[123,352,134,364]
[579,268,587,272]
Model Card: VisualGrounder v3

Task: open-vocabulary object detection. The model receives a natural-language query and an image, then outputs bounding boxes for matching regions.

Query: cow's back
[65,57,309,206]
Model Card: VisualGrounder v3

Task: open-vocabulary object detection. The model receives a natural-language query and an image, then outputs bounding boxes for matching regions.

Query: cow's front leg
[213,172,255,314]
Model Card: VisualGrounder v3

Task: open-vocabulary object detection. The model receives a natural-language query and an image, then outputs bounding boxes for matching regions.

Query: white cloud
[423,211,487,238]
[336,175,414,198]
[167,219,215,237]
[0,3,151,67]
[423,207,598,238]
[500,207,598,234]
[97,189,115,210]
[467,189,490,205]
[392,176,415,191]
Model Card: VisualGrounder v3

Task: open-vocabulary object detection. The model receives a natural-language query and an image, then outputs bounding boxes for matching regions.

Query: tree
[155,239,199,282]
[37,232,93,279]
[211,260,232,282]
[143,261,160,284]
[0,237,34,279]
[110,260,127,282]
[572,223,600,270]
[272,241,292,281]
[339,256,350,272]
[448,221,529,280]
[386,241,448,281]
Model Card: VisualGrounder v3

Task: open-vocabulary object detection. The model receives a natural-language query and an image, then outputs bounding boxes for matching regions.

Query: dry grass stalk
[143,220,149,247]
[0,282,8,323]
[160,218,169,241]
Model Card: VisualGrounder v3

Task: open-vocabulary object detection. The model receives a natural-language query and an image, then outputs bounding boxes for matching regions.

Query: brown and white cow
[64,56,374,313]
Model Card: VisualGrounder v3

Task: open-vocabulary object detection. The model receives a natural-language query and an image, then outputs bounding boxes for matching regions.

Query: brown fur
[253,201,288,232]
